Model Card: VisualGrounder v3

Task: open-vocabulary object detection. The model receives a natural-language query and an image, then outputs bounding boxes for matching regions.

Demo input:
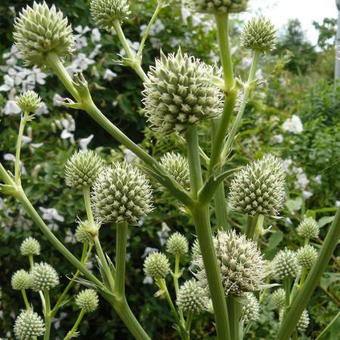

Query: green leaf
[318,216,335,228]
[285,197,303,213]
[320,272,340,290]
[266,231,284,252]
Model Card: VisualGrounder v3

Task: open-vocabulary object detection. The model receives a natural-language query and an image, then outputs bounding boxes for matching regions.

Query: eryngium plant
[1,1,339,339]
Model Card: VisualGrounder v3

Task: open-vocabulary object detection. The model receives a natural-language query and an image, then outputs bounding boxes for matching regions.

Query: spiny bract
[271,288,286,310]
[241,16,276,52]
[90,0,130,31]
[297,217,319,240]
[20,237,40,256]
[14,310,45,340]
[92,161,153,224]
[191,0,248,14]
[194,230,267,296]
[75,289,99,313]
[65,150,104,189]
[16,91,41,113]
[177,279,208,314]
[166,232,189,256]
[11,270,33,291]
[241,293,260,323]
[144,252,170,279]
[31,262,59,291]
[272,249,300,281]
[13,1,74,66]
[297,245,317,270]
[75,220,93,244]
[143,49,223,134]
[160,152,190,190]
[228,154,285,216]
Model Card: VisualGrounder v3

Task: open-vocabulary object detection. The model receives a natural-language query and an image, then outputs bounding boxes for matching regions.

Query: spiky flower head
[297,310,309,333]
[14,310,45,340]
[272,249,300,281]
[92,161,153,224]
[75,220,93,244]
[160,152,190,190]
[177,279,208,314]
[166,232,189,256]
[191,238,201,261]
[191,0,248,14]
[241,293,260,323]
[16,91,41,113]
[241,16,276,52]
[194,230,266,296]
[20,237,40,257]
[11,270,33,290]
[271,288,286,310]
[228,154,285,216]
[297,217,319,240]
[75,289,99,313]
[143,49,222,134]
[144,252,170,279]
[90,0,130,31]
[31,262,59,292]
[13,2,74,67]
[297,245,317,270]
[65,150,104,189]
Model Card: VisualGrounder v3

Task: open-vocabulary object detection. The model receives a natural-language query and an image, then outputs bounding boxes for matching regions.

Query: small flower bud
[11,270,33,290]
[90,0,130,31]
[241,293,260,323]
[271,288,286,310]
[160,152,190,190]
[166,232,189,256]
[75,220,93,244]
[297,245,317,269]
[297,310,309,333]
[272,249,300,281]
[92,161,153,224]
[241,16,276,52]
[192,0,248,14]
[143,49,222,134]
[297,217,319,240]
[144,252,170,279]
[31,262,59,292]
[16,91,41,113]
[13,2,74,67]
[75,289,99,313]
[20,237,40,257]
[65,150,104,189]
[14,310,45,340]
[229,154,285,217]
[177,279,208,314]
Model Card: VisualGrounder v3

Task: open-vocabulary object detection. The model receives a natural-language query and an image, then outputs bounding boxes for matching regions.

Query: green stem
[227,296,241,340]
[0,162,14,185]
[185,312,193,339]
[214,182,229,229]
[246,215,258,239]
[43,289,51,340]
[15,111,29,184]
[64,309,85,340]
[21,289,30,310]
[277,207,340,340]
[298,267,307,290]
[115,222,128,296]
[315,311,340,340]
[283,277,292,309]
[173,253,184,324]
[83,186,95,226]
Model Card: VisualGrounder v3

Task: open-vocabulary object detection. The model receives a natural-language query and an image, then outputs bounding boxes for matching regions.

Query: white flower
[61,118,76,142]
[140,19,164,37]
[67,53,95,73]
[39,207,64,222]
[282,158,293,172]
[157,222,170,246]
[0,75,15,92]
[78,135,94,151]
[282,115,303,134]
[64,229,77,244]
[74,25,91,50]
[22,136,32,145]
[35,102,49,115]
[91,28,101,43]
[314,175,322,184]
[3,153,26,175]
[3,100,21,115]
[53,94,65,107]
[143,275,153,284]
[120,40,140,56]
[89,44,102,59]
[295,168,309,190]
[181,4,191,24]
[124,148,138,163]
[336,201,340,208]
[272,134,284,143]
[302,191,313,199]
[142,247,158,258]
[241,57,252,69]
[103,69,117,81]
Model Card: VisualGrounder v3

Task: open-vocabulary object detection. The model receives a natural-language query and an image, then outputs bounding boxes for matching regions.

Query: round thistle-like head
[13,2,74,67]
[143,49,223,134]
[191,238,201,262]
[297,245,317,270]
[177,279,208,314]
[241,16,276,52]
[166,232,189,256]
[17,91,41,113]
[297,310,309,333]
[297,217,319,240]
[191,0,248,14]
[90,0,130,31]
[20,237,40,257]
[228,154,286,217]
[14,310,45,340]
[65,150,104,189]
[144,252,170,279]
[75,289,99,313]
[31,262,59,292]
[241,293,260,324]
[272,249,300,281]
[271,288,286,310]
[75,220,93,244]
[160,152,190,190]
[92,161,153,224]
[194,230,266,296]
[11,270,33,290]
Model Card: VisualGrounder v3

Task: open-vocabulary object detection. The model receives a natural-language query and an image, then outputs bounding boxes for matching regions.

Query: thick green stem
[277,207,340,340]
[227,296,241,340]
[21,289,30,310]
[115,222,128,296]
[246,215,258,239]
[83,187,95,226]
[43,289,51,340]
[283,277,292,309]
[64,309,85,340]
[15,111,29,184]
